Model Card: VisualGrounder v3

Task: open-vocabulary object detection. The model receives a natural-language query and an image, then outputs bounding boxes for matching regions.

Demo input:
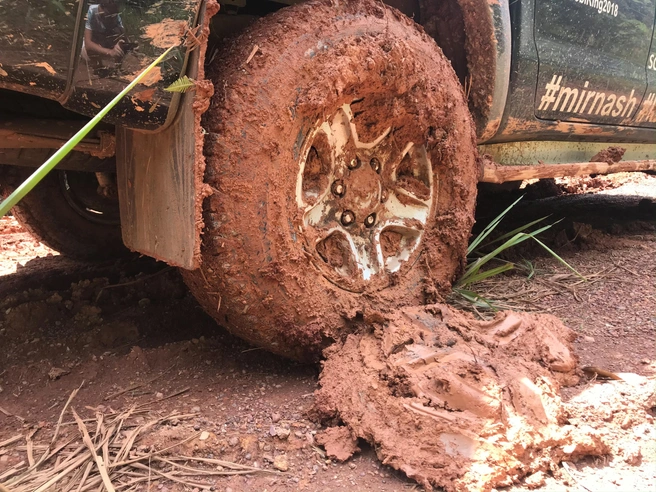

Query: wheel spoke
[347,230,384,281]
[381,187,431,223]
[378,225,423,273]
[341,103,391,149]
[296,122,336,209]
[392,143,433,199]
[329,107,354,174]
[304,193,339,229]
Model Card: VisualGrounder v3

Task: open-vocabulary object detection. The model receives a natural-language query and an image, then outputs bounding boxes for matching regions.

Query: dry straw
[1,385,282,491]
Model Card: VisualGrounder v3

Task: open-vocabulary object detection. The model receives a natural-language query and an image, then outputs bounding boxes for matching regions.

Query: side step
[481,158,656,184]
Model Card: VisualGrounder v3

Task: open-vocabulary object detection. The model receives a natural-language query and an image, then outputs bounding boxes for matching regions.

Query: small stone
[194,424,201,431]
[191,406,201,412]
[156,392,164,399]
[640,358,650,365]
[192,338,199,344]
[226,488,233,492]
[138,298,150,307]
[271,413,281,423]
[228,436,239,447]
[199,431,210,441]
[48,367,69,380]
[276,427,291,440]
[273,454,289,472]
[47,293,63,304]
[622,442,642,465]
[525,471,545,489]
[583,336,595,343]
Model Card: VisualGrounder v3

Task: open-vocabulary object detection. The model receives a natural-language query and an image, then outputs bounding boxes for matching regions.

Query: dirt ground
[1,172,655,491]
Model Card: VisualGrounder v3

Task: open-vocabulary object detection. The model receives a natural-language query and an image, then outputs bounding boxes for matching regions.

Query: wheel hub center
[339,162,381,219]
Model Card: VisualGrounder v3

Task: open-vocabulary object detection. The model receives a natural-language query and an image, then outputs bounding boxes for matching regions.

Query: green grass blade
[460,262,514,285]
[452,288,498,310]
[517,259,536,279]
[0,45,176,218]
[481,215,551,248]
[467,194,524,254]
[459,223,555,286]
[531,236,586,280]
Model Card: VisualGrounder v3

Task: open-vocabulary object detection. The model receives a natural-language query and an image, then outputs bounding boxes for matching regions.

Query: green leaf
[517,259,536,279]
[458,224,553,287]
[481,215,552,249]
[530,236,586,280]
[165,75,196,93]
[452,288,499,310]
[454,191,586,308]
[0,45,177,218]
[467,194,524,254]
[460,262,514,286]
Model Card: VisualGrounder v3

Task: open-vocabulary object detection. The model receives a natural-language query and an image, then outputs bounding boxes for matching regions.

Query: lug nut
[331,180,346,197]
[347,157,361,170]
[341,210,355,226]
[364,213,376,228]
[370,157,381,173]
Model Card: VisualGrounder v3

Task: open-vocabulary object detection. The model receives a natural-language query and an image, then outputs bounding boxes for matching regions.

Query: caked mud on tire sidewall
[183,0,478,360]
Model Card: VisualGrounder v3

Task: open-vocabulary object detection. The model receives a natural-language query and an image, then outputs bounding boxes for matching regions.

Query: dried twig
[0,434,23,448]
[561,461,594,492]
[245,44,259,64]
[0,404,25,422]
[1,386,271,492]
[72,409,116,492]
[95,267,173,303]
[104,366,174,401]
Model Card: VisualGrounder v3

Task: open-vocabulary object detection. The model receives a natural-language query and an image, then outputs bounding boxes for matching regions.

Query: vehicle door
[634,25,656,126]
[533,0,656,127]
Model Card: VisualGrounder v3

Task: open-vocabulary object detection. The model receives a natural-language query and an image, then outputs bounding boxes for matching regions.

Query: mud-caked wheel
[184,0,478,360]
[1,166,127,261]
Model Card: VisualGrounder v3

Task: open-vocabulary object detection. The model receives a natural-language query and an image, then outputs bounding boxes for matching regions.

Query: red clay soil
[314,305,614,491]
[0,185,655,491]
[590,146,625,164]
[190,0,219,268]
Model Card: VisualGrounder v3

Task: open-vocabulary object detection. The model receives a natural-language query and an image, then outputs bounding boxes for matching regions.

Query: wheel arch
[208,0,511,141]
[417,0,511,142]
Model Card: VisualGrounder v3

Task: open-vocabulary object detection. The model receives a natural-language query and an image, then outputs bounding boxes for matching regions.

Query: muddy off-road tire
[184,0,478,360]
[1,167,127,260]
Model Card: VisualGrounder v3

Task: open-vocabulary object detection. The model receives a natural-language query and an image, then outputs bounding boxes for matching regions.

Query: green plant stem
[0,45,176,218]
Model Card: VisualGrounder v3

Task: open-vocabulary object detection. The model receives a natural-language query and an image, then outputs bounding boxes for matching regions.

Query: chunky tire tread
[183,0,478,360]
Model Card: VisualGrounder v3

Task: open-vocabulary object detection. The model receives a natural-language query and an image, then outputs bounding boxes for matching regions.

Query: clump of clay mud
[314,305,611,491]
